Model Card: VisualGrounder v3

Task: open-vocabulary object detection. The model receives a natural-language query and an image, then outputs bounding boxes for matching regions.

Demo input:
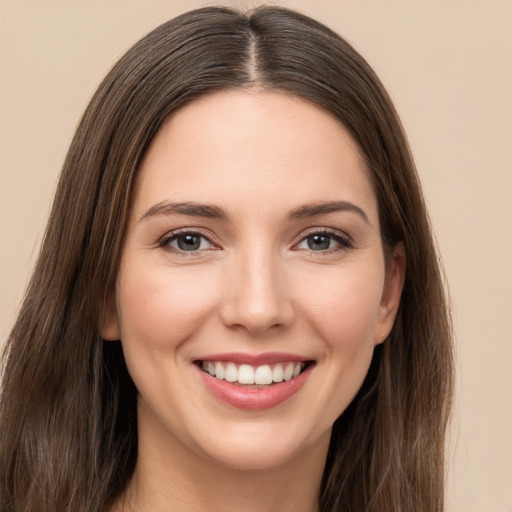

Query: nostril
[218,300,294,334]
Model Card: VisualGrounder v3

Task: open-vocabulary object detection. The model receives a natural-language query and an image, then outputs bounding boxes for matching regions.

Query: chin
[190,421,329,472]
[203,443,302,472]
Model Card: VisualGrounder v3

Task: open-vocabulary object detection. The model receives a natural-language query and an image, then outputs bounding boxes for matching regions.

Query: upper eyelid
[159,228,216,243]
[294,226,352,242]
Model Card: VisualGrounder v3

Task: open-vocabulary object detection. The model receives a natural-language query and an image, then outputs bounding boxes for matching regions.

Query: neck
[111,406,329,512]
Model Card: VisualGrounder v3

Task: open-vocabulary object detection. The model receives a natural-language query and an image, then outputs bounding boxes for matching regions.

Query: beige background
[1,1,511,510]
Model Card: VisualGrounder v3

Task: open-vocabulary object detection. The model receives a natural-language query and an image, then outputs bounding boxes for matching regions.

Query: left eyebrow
[288,201,370,224]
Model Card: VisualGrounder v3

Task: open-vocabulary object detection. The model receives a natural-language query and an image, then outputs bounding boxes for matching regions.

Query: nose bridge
[220,241,293,334]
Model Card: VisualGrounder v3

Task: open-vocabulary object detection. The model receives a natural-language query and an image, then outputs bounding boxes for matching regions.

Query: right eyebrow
[139,201,229,222]
[288,200,370,225]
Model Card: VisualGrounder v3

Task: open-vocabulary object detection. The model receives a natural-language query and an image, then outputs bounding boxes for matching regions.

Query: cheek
[116,263,221,351]
[283,264,386,437]
[298,265,384,348]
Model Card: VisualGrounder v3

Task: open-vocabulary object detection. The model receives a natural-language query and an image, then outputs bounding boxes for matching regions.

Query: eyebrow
[139,201,229,222]
[139,199,369,224]
[288,201,370,224]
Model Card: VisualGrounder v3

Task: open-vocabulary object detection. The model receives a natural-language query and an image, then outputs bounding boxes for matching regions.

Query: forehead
[133,90,378,223]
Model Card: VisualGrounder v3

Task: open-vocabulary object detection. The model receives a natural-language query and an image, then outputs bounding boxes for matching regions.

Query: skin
[103,90,405,512]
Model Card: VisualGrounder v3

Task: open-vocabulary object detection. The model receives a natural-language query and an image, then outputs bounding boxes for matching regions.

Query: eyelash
[158,230,217,255]
[158,228,352,255]
[294,229,353,253]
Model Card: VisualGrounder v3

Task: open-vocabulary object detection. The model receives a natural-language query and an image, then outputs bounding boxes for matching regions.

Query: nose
[218,249,294,335]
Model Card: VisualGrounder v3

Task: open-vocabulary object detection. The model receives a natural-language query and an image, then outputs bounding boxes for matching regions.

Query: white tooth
[202,361,208,371]
[238,364,255,384]
[293,362,301,378]
[283,363,294,381]
[207,362,215,376]
[215,362,225,380]
[254,365,272,385]
[272,364,284,383]
[225,362,238,382]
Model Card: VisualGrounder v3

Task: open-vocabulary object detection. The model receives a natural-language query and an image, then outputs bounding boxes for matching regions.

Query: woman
[0,5,453,512]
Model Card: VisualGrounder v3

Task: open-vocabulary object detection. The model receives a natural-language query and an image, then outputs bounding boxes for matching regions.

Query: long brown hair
[0,6,453,511]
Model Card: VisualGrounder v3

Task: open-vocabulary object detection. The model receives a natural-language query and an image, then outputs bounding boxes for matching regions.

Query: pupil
[308,234,330,250]
[178,234,201,251]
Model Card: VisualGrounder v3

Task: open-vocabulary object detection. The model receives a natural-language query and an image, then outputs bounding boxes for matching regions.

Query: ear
[375,242,406,345]
[99,293,121,341]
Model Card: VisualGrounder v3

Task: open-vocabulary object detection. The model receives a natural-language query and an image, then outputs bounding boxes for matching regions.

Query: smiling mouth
[194,360,314,387]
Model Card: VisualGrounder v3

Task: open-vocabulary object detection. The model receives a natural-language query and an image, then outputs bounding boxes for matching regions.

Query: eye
[161,231,215,252]
[295,231,351,252]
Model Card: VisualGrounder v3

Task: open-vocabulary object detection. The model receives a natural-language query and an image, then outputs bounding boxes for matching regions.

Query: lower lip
[196,364,313,410]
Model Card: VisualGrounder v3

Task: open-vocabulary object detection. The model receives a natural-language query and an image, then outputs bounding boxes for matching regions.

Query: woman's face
[102,90,404,471]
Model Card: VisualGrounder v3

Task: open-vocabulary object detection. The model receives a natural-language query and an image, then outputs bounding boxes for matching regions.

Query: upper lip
[194,352,313,366]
